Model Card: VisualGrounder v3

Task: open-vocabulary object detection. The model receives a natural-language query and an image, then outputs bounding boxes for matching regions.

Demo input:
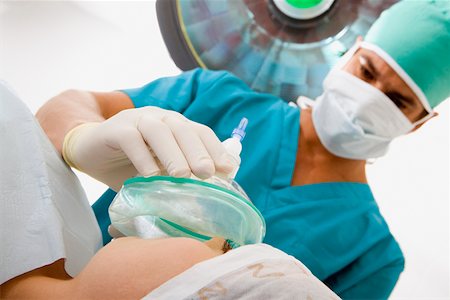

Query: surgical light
[156,0,398,101]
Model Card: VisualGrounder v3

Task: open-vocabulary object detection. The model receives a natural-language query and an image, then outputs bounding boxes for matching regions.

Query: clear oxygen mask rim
[109,175,266,247]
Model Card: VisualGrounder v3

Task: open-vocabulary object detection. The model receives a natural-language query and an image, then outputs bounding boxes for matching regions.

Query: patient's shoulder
[2,237,218,300]
[74,237,219,299]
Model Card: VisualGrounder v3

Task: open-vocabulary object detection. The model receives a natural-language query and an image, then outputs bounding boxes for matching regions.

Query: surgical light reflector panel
[157,0,398,101]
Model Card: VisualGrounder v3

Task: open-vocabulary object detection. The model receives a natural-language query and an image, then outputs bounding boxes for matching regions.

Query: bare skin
[36,90,134,154]
[19,40,434,299]
[35,45,433,188]
[1,237,226,299]
[291,44,432,186]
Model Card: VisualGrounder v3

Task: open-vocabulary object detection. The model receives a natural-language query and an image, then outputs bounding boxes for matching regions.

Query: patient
[2,237,219,299]
[0,83,338,299]
[2,236,339,299]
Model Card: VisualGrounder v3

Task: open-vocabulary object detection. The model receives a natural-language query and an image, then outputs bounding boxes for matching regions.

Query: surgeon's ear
[412,112,438,132]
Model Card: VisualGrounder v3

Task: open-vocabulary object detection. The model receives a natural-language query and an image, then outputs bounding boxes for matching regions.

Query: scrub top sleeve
[121,68,234,111]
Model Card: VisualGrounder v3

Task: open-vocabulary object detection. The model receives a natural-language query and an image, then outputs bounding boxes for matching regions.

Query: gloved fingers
[137,116,191,178]
[106,164,142,192]
[154,109,234,175]
[191,122,235,174]
[160,108,189,121]
[117,128,161,177]
[163,115,215,179]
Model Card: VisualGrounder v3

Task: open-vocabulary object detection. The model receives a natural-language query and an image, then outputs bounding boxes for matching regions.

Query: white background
[1,1,448,298]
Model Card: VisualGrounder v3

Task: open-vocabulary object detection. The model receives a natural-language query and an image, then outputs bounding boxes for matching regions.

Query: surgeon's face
[343,48,428,123]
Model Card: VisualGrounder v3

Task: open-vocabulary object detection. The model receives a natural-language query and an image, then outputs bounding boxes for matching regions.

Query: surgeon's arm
[36,89,134,154]
[37,69,241,155]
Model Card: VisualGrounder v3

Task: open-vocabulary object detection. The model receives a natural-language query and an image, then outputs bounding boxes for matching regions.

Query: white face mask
[312,68,415,160]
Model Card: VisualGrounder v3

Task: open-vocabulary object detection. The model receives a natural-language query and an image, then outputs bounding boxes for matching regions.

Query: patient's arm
[1,237,221,299]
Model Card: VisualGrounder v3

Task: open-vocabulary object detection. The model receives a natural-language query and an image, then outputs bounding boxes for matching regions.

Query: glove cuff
[62,122,100,170]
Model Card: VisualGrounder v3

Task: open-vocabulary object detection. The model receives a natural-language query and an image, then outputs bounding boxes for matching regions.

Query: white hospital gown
[144,243,340,300]
[0,82,102,284]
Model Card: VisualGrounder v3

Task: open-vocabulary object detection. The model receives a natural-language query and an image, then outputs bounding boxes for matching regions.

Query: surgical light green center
[286,0,323,9]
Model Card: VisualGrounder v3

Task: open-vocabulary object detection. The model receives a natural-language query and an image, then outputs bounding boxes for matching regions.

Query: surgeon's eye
[385,92,407,109]
[360,65,375,81]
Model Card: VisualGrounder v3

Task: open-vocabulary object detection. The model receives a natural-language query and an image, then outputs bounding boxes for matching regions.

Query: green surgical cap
[365,0,450,109]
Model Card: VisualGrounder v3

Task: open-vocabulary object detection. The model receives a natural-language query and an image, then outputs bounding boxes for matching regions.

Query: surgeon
[36,1,450,299]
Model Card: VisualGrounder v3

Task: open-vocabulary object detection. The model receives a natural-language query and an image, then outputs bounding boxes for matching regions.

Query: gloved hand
[62,106,235,191]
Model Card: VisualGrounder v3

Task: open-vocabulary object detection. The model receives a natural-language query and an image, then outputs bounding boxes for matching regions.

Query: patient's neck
[291,108,367,186]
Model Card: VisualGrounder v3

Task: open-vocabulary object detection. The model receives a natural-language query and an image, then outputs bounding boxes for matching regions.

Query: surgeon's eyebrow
[359,55,379,77]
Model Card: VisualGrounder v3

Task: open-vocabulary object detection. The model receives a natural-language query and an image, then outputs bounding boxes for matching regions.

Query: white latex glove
[62,107,235,191]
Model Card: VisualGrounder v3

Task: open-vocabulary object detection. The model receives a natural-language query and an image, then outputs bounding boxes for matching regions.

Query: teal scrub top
[92,68,404,299]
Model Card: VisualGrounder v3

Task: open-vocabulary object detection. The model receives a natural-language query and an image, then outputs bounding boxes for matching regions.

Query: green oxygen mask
[108,118,266,247]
